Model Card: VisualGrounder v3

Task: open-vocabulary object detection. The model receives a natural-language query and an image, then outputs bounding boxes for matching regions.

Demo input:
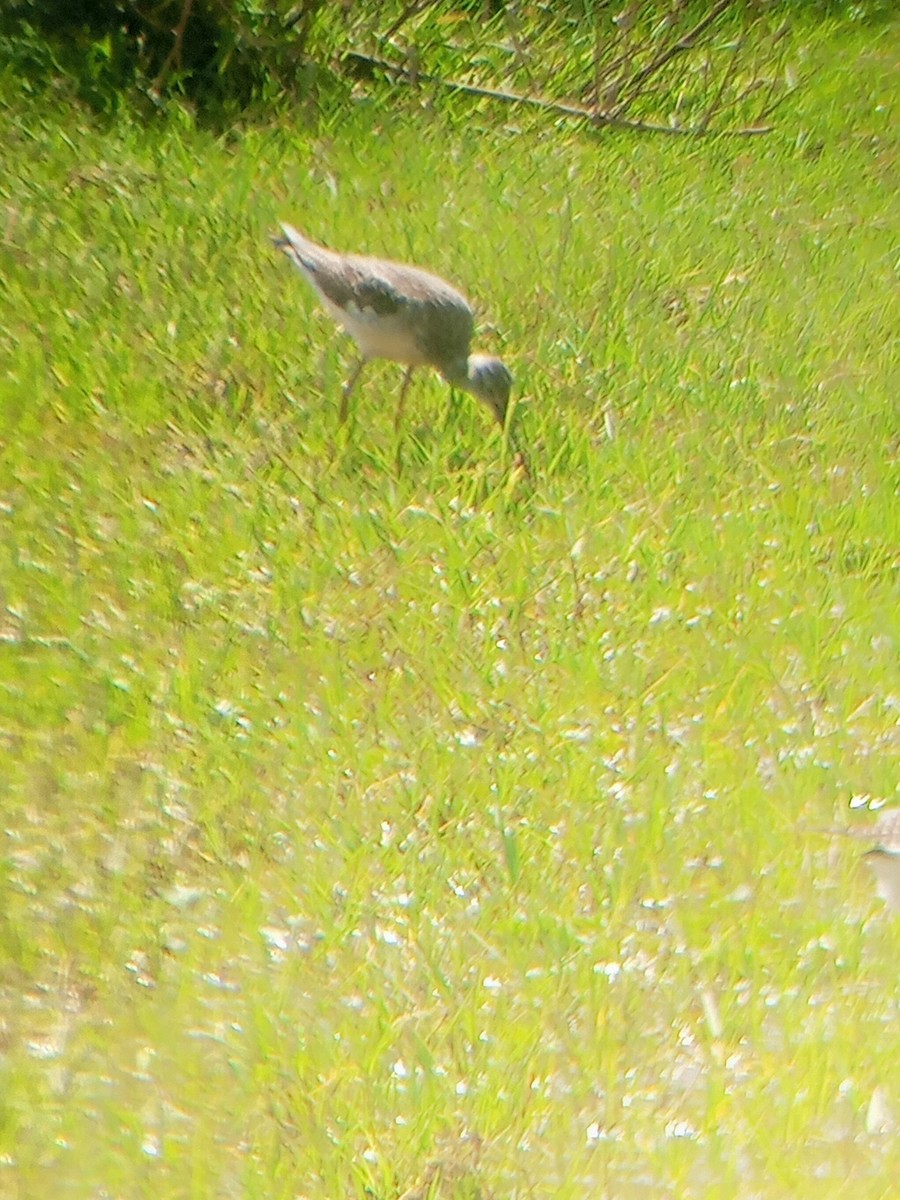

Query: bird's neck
[442,357,474,393]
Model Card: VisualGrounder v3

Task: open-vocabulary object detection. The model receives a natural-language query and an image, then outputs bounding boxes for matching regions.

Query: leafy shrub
[0,1,893,121]
[0,0,320,114]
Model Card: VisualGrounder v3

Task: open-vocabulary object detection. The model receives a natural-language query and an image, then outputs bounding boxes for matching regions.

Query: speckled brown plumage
[273,224,511,429]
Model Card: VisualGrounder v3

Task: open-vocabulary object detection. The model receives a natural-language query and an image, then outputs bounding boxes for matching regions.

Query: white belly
[321,296,428,365]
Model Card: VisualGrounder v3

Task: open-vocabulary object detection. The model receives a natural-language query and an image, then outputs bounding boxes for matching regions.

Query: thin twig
[591,30,635,106]
[696,35,742,133]
[283,0,327,57]
[381,0,443,46]
[753,48,795,122]
[151,0,194,95]
[609,0,732,117]
[756,85,799,123]
[709,77,767,123]
[148,0,194,94]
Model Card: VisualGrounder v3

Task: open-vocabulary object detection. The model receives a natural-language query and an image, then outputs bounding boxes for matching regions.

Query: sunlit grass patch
[1,15,898,1199]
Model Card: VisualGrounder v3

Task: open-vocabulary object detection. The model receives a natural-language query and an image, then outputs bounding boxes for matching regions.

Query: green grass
[1,16,899,1199]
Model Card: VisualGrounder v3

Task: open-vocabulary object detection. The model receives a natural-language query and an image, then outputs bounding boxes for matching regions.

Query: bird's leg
[394,367,415,432]
[340,359,365,423]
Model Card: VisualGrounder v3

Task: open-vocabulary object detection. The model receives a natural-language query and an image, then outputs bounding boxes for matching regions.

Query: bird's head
[467,355,513,426]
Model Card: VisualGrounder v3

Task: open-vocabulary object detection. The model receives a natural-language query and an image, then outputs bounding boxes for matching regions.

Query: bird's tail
[272,223,328,279]
[273,222,310,250]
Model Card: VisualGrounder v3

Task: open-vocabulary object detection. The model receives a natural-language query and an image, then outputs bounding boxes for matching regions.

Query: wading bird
[832,810,900,914]
[272,223,512,431]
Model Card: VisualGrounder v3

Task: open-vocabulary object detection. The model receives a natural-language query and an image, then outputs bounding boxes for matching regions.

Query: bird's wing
[274,226,406,316]
[349,272,409,317]
[297,253,411,319]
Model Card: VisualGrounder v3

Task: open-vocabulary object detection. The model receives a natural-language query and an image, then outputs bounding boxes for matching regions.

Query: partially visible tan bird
[832,810,900,914]
[273,223,512,430]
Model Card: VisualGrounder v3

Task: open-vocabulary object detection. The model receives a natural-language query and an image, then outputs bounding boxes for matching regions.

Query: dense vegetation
[3,0,895,118]
[1,3,898,1197]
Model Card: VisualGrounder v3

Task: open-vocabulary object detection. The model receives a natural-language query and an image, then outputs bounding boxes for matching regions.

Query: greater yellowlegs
[273,223,511,430]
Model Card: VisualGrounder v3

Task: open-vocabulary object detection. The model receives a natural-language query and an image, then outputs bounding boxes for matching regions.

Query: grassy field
[1,12,899,1199]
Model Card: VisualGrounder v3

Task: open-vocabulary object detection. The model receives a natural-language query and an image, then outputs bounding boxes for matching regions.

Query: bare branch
[341,52,773,137]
